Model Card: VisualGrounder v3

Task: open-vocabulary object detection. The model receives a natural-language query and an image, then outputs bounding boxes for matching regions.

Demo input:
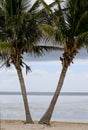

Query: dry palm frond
[22,61,31,74]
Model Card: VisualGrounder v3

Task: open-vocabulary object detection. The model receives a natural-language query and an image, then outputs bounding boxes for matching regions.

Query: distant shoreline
[0,92,88,96]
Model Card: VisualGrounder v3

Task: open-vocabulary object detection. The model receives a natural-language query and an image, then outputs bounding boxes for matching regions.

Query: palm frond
[65,0,88,38]
[40,24,55,38]
[5,0,13,16]
[36,45,64,51]
[0,42,11,60]
[75,11,88,35]
[29,44,63,56]
[29,0,40,13]
[22,0,31,11]
[22,61,31,74]
[0,57,11,68]
[0,42,11,52]
[39,0,52,13]
[75,32,88,46]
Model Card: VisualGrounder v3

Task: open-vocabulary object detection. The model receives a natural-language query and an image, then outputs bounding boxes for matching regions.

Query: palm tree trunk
[15,64,33,124]
[39,65,68,125]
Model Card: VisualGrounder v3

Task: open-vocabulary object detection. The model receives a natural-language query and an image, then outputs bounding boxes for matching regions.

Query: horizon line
[0,92,88,96]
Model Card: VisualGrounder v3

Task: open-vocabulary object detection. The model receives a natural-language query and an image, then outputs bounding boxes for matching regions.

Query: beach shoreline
[1,120,88,130]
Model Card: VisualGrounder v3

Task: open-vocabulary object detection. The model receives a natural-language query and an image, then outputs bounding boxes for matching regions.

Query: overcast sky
[0,49,88,93]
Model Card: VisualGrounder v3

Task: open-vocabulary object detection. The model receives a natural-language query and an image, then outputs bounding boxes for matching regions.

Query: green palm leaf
[0,42,11,51]
[75,11,88,35]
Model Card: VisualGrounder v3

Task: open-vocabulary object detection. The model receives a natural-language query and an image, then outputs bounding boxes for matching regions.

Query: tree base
[24,120,34,124]
[39,119,50,126]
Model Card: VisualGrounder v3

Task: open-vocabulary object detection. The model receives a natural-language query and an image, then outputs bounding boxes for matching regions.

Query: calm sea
[0,93,88,123]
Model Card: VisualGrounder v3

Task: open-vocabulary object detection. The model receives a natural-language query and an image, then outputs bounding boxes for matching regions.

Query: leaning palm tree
[0,0,62,123]
[0,0,41,124]
[0,0,44,124]
[39,0,88,125]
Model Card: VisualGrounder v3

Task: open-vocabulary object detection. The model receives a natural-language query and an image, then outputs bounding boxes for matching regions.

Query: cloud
[0,59,88,93]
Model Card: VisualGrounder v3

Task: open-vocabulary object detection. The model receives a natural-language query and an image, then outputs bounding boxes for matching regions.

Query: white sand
[1,120,88,130]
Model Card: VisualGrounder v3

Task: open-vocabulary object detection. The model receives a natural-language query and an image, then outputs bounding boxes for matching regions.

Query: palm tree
[0,0,62,123]
[0,0,41,124]
[39,0,88,125]
[0,0,44,124]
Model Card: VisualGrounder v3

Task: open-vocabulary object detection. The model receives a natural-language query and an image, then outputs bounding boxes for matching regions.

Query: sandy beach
[1,120,88,130]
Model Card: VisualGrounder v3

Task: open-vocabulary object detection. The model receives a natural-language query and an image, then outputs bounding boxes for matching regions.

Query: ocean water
[0,95,88,123]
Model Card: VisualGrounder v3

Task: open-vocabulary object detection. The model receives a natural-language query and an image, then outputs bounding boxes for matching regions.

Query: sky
[45,0,54,4]
[0,49,88,94]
